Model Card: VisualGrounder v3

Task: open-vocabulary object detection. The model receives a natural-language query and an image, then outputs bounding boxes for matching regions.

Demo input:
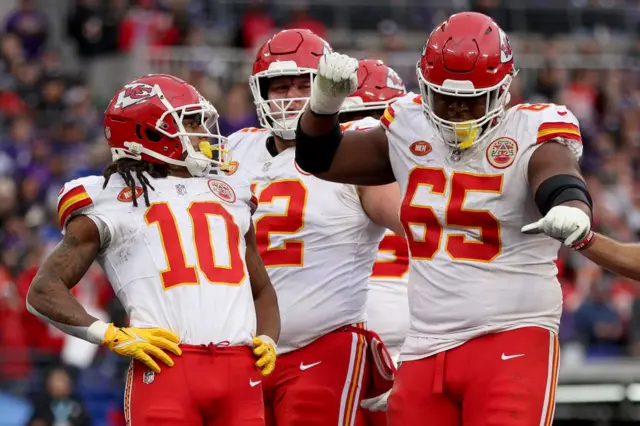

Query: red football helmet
[417,12,516,149]
[340,59,407,114]
[104,74,228,177]
[250,29,332,140]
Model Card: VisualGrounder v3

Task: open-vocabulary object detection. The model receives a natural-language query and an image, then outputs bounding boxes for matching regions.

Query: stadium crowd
[0,0,639,424]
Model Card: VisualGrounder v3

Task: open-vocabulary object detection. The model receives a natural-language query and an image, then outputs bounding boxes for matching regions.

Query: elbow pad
[534,174,593,216]
[294,118,343,174]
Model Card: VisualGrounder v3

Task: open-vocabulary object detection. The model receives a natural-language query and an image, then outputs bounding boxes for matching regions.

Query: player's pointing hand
[310,52,359,115]
[521,205,593,249]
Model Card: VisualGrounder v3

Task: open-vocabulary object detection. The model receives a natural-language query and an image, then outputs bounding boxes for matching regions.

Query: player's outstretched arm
[295,52,394,185]
[245,220,280,376]
[522,141,593,248]
[27,215,102,332]
[581,233,640,281]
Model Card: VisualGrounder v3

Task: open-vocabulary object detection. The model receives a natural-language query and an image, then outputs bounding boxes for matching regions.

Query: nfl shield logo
[143,371,155,384]
[175,184,187,195]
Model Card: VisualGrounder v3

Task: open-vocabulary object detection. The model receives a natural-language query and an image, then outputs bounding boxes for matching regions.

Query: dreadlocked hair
[102,158,169,207]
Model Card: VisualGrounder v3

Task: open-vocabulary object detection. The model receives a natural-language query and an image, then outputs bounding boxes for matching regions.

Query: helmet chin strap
[117,141,214,177]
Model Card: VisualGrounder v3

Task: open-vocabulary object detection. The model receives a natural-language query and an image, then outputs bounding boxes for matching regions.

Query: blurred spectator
[234,0,275,49]
[67,0,121,58]
[28,366,91,426]
[285,4,326,38]
[218,82,259,135]
[4,0,49,60]
[118,0,184,51]
[574,272,627,358]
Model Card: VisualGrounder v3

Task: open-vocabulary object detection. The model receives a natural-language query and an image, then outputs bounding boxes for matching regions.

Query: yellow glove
[102,324,182,373]
[252,335,277,376]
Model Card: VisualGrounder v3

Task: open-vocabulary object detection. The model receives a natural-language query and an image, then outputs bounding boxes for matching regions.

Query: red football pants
[388,327,560,426]
[125,345,264,426]
[364,410,386,426]
[264,326,369,426]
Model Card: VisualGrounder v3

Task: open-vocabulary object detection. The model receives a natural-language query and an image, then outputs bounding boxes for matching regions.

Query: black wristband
[534,174,593,216]
[294,117,343,174]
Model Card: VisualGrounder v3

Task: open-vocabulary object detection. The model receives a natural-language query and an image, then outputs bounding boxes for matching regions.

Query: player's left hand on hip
[361,389,390,412]
[521,205,593,249]
[252,335,277,376]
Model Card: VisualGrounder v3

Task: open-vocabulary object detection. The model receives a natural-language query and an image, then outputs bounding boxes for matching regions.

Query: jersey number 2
[252,180,308,267]
[145,202,245,290]
[401,167,504,262]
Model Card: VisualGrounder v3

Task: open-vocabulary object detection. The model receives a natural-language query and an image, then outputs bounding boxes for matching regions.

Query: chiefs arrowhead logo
[117,186,144,202]
[386,68,406,92]
[499,28,513,64]
[114,83,157,109]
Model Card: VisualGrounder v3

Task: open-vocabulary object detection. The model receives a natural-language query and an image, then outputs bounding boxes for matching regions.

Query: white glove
[310,52,359,115]
[521,205,593,249]
[360,390,390,412]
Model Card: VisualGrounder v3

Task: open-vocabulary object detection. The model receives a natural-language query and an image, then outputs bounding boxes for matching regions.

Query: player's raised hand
[252,335,277,376]
[521,205,593,249]
[101,324,182,373]
[310,52,359,115]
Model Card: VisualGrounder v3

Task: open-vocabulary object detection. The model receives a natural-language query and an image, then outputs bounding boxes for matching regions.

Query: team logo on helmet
[114,82,157,109]
[386,68,406,92]
[499,28,513,64]
[208,179,236,203]
[117,186,144,202]
[486,137,518,169]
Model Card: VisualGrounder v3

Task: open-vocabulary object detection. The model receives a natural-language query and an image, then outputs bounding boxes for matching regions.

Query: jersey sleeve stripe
[380,105,396,129]
[58,186,93,228]
[537,123,582,144]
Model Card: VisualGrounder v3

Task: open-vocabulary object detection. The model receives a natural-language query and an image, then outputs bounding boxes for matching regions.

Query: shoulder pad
[512,103,583,159]
[380,92,421,130]
[57,176,103,229]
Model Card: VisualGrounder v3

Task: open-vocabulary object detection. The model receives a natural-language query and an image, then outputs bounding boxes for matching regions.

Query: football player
[294,12,594,426]
[227,30,402,426]
[338,59,409,425]
[26,74,280,426]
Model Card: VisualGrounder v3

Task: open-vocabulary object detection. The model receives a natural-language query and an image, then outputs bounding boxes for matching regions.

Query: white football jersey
[227,119,385,354]
[57,173,257,346]
[367,230,410,361]
[382,94,583,360]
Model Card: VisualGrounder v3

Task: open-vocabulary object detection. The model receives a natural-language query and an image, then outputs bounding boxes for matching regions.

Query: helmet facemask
[249,61,316,140]
[113,84,230,177]
[417,64,515,151]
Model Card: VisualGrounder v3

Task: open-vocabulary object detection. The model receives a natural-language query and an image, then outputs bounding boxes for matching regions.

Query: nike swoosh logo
[300,361,322,371]
[501,353,525,360]
[249,379,262,387]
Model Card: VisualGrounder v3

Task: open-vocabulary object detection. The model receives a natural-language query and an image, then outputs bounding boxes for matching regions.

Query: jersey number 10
[145,202,245,289]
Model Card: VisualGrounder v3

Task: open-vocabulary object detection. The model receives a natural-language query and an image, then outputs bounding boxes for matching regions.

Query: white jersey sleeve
[506,103,583,183]
[57,176,116,251]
